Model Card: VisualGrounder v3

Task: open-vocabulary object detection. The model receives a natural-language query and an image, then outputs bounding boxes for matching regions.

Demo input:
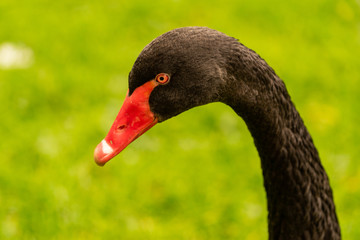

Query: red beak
[94,80,158,166]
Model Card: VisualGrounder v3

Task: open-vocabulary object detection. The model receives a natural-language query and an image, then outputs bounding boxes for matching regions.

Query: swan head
[94,27,261,165]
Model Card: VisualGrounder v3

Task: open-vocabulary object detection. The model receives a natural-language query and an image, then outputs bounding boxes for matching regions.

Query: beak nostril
[117,124,127,130]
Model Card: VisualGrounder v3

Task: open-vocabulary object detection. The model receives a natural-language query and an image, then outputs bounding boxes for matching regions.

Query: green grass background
[0,0,359,239]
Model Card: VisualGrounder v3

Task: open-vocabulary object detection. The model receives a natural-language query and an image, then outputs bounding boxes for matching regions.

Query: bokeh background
[1,0,359,239]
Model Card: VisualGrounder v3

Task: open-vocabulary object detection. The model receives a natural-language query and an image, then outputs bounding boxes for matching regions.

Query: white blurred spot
[0,42,34,69]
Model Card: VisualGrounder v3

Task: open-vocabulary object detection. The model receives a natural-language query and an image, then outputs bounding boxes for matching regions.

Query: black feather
[129,27,341,240]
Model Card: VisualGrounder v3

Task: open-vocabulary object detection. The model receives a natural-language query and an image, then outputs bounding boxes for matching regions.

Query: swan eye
[155,73,170,85]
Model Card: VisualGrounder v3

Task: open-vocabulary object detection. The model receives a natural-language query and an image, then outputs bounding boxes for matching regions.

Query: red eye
[155,73,170,84]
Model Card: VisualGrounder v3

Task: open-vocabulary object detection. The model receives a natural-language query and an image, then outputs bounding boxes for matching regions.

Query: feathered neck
[222,44,341,239]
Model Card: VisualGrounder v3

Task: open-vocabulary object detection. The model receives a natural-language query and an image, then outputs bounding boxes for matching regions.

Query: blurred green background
[0,0,359,239]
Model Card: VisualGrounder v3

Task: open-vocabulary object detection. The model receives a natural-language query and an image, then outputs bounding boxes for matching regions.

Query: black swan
[94,27,341,239]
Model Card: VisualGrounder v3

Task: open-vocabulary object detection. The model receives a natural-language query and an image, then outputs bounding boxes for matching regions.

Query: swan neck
[223,49,341,238]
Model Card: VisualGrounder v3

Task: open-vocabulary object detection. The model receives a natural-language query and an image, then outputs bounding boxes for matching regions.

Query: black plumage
[128,27,341,240]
